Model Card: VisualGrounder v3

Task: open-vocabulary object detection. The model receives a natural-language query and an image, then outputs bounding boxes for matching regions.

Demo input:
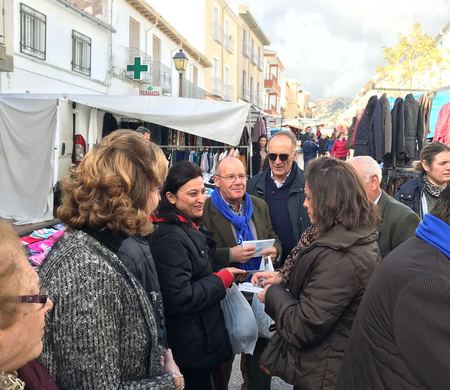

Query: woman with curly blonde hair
[39,130,183,390]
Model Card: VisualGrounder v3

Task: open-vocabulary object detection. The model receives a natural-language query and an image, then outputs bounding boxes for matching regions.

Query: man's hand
[230,245,256,263]
[260,246,278,259]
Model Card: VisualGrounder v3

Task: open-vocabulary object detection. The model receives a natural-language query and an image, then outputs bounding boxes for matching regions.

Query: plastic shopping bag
[221,283,258,354]
[251,256,275,339]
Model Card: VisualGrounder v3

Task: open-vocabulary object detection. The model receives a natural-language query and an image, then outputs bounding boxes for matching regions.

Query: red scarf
[150,214,199,229]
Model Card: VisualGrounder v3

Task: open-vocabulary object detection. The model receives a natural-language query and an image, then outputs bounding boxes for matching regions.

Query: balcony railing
[251,50,257,65]
[184,79,206,99]
[223,84,233,101]
[212,23,223,44]
[257,58,264,71]
[242,40,250,58]
[223,34,234,53]
[65,0,110,25]
[121,47,171,93]
[241,87,250,101]
[211,77,222,96]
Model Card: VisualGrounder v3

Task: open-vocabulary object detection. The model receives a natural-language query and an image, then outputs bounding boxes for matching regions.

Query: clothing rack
[158,145,248,150]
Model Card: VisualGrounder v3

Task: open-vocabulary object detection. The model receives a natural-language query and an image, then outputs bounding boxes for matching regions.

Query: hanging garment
[403,94,420,163]
[354,96,382,160]
[433,102,450,146]
[101,112,118,138]
[252,118,267,142]
[87,108,99,152]
[392,97,405,167]
[418,93,433,143]
[380,94,392,157]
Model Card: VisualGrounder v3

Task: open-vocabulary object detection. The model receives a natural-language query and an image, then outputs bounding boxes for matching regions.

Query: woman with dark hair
[0,221,56,389]
[337,186,450,390]
[150,161,246,390]
[40,130,182,389]
[252,157,381,390]
[395,142,450,219]
[251,134,268,175]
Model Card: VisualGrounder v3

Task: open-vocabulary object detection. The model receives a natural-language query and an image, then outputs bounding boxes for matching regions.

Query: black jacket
[354,95,382,160]
[403,94,420,163]
[394,174,424,217]
[149,222,232,369]
[337,237,450,390]
[392,97,405,167]
[247,167,310,244]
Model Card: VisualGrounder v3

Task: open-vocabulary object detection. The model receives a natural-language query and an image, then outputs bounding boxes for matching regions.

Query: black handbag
[259,331,301,386]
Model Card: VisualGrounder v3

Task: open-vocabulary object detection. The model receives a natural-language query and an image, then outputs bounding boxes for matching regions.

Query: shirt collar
[271,169,292,189]
[220,192,245,215]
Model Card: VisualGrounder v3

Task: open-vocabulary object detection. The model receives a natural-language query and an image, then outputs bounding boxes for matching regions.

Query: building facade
[0,0,210,97]
[236,5,268,109]
[263,48,283,115]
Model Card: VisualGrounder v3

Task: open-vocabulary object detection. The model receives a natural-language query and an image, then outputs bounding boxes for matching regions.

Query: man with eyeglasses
[202,156,281,390]
[348,156,420,257]
[247,131,310,267]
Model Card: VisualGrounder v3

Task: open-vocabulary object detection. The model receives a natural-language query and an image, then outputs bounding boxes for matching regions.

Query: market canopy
[0,94,250,224]
[68,94,250,146]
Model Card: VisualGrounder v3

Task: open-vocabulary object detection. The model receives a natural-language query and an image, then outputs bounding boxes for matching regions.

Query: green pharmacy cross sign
[127,57,148,80]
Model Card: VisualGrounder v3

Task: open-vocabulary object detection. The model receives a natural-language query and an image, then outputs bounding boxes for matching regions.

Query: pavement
[228,355,293,390]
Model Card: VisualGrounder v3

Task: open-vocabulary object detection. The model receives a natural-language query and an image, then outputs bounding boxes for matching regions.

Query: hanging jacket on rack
[391,97,405,167]
[418,92,433,143]
[433,102,450,146]
[403,94,421,164]
[380,94,392,158]
[354,96,382,161]
[102,113,119,138]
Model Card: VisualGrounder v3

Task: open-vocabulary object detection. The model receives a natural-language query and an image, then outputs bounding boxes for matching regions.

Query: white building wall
[111,0,206,96]
[1,0,112,94]
[146,0,205,53]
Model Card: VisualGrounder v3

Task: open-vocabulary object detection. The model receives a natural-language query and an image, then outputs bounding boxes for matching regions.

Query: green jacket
[202,195,282,266]
[377,190,420,258]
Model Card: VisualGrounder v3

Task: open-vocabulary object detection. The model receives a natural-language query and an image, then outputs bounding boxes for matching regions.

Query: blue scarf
[416,214,450,259]
[211,189,260,270]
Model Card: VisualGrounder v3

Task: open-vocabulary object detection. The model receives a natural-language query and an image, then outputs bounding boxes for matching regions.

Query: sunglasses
[268,153,290,162]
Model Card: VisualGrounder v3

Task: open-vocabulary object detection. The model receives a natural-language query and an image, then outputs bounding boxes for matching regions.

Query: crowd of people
[0,128,449,390]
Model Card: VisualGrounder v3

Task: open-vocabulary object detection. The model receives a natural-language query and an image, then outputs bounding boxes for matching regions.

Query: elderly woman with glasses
[0,221,56,390]
[39,130,182,390]
[252,157,381,390]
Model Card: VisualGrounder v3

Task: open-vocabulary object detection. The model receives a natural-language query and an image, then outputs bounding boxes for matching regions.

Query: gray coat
[377,190,420,257]
[40,229,174,390]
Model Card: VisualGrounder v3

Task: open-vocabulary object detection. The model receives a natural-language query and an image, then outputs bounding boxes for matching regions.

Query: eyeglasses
[268,153,291,162]
[19,288,49,308]
[215,174,248,183]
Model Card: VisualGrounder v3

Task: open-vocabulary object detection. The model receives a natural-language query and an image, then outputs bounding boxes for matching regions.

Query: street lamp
[173,49,188,97]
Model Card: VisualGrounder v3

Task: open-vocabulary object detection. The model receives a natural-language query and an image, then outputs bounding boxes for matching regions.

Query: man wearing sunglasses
[247,131,310,267]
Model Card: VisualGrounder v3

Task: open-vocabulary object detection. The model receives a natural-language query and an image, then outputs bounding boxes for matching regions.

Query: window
[72,30,91,76]
[129,17,140,50]
[20,3,46,60]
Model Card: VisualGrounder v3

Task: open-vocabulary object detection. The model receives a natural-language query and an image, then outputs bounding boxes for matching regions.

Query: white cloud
[239,0,449,98]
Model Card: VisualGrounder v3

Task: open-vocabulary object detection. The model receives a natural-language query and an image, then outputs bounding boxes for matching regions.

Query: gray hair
[348,155,382,183]
[268,131,297,153]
